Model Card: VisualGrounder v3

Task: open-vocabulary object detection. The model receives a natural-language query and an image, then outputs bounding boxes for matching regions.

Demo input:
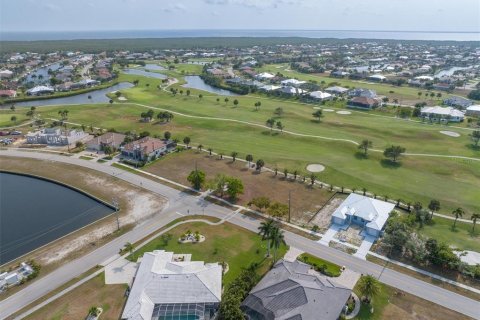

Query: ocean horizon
[2,29,480,42]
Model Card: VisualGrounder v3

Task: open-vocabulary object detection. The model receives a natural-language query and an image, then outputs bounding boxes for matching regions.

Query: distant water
[2,29,479,41]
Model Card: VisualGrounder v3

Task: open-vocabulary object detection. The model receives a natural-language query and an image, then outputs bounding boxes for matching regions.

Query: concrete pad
[306,164,325,173]
[334,269,361,290]
[440,130,460,137]
[319,224,342,246]
[353,235,376,260]
[105,257,138,285]
[284,247,304,262]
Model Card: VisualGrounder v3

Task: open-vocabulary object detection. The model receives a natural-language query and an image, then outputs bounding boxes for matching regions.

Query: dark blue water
[182,76,238,96]
[123,68,167,79]
[0,172,114,265]
[2,29,479,41]
[1,82,133,109]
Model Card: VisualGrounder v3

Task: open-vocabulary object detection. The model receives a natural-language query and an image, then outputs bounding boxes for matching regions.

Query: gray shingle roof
[242,260,351,320]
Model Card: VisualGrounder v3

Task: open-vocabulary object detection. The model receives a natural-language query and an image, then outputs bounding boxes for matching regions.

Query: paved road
[0,149,479,320]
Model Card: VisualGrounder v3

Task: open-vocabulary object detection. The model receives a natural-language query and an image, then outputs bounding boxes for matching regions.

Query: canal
[0,172,114,265]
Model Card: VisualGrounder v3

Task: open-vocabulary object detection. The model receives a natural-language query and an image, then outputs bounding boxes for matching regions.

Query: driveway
[353,235,376,260]
[318,223,342,246]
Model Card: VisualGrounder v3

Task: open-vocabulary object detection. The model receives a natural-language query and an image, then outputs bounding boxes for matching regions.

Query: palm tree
[246,154,253,168]
[207,148,213,156]
[310,173,316,186]
[358,275,381,303]
[283,168,288,178]
[197,144,203,152]
[293,170,299,180]
[258,219,275,257]
[231,151,238,162]
[471,213,480,232]
[452,207,464,229]
[124,242,134,254]
[276,121,284,132]
[270,226,285,262]
[183,136,191,148]
[428,199,440,220]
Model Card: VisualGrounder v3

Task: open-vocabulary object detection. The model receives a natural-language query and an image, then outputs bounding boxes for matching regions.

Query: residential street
[0,149,479,320]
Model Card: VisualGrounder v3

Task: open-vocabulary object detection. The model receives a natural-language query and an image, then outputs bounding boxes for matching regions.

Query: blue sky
[1,0,479,32]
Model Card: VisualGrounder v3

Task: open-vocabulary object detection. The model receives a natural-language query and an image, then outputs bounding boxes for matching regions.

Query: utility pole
[112,197,120,231]
[288,190,291,223]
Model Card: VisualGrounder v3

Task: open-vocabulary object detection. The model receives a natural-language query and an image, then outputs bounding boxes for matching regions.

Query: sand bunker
[118,97,128,101]
[323,109,334,112]
[440,131,460,137]
[336,111,351,115]
[306,164,325,173]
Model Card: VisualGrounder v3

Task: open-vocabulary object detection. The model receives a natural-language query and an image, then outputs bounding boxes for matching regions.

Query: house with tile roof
[121,250,222,320]
[120,137,173,162]
[331,193,395,237]
[241,259,351,320]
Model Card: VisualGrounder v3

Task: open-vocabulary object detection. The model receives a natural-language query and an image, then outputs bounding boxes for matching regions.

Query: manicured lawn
[353,279,470,320]
[127,221,288,286]
[0,112,29,127]
[418,217,480,252]
[297,253,341,277]
[24,272,127,320]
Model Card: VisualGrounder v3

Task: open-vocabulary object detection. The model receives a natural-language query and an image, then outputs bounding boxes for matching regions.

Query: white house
[309,91,332,101]
[281,78,306,87]
[466,105,480,117]
[25,128,88,146]
[325,86,349,95]
[368,74,386,82]
[420,106,465,123]
[331,193,395,237]
[0,69,14,78]
[26,85,54,96]
[121,250,222,320]
[255,72,275,80]
[277,86,305,95]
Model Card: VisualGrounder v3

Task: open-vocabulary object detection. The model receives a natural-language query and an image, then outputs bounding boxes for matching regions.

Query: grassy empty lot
[127,221,288,286]
[24,272,127,320]
[353,280,471,320]
[418,217,480,252]
[144,149,335,224]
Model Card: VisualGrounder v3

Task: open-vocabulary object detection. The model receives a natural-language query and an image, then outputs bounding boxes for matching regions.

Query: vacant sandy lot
[310,195,346,231]
[144,150,334,224]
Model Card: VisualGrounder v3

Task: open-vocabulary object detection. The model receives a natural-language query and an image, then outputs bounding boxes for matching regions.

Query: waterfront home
[241,259,351,320]
[0,89,17,98]
[121,250,222,320]
[86,132,126,151]
[120,136,173,162]
[26,85,54,96]
[332,193,395,238]
[347,96,379,109]
[25,128,88,146]
[420,106,465,122]
[466,105,480,117]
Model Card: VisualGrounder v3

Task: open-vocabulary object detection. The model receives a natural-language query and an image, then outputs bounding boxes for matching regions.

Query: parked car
[9,131,22,135]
